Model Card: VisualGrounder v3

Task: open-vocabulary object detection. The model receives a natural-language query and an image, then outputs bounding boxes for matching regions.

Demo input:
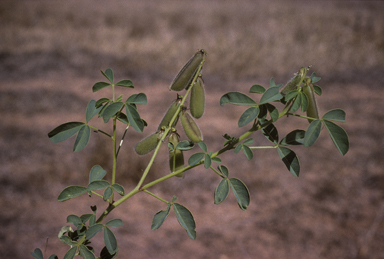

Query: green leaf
[80,214,94,223]
[79,245,96,259]
[87,180,110,191]
[126,93,147,104]
[106,219,123,228]
[242,145,253,160]
[277,146,300,177]
[304,119,322,147]
[243,138,254,145]
[280,129,306,146]
[322,109,346,122]
[104,227,118,254]
[265,103,279,122]
[100,246,117,259]
[176,141,194,150]
[58,226,73,238]
[290,93,302,112]
[93,82,111,92]
[101,68,114,83]
[211,157,221,163]
[58,186,87,202]
[220,92,257,106]
[151,203,171,230]
[102,102,124,123]
[313,84,322,96]
[89,165,107,183]
[214,179,230,204]
[259,87,283,104]
[198,142,208,152]
[204,154,211,169]
[116,113,129,124]
[116,94,123,103]
[73,125,91,152]
[115,79,134,88]
[95,98,110,108]
[269,77,282,88]
[31,248,44,259]
[48,122,84,143]
[228,178,250,210]
[63,247,77,259]
[67,214,82,227]
[48,255,58,259]
[234,144,242,154]
[323,120,349,156]
[218,165,229,177]
[59,236,77,246]
[86,100,102,123]
[173,203,196,240]
[103,187,113,201]
[238,106,259,127]
[188,152,205,166]
[310,72,321,83]
[125,103,144,132]
[301,91,309,112]
[250,84,266,94]
[86,224,103,239]
[112,184,124,196]
[285,90,298,102]
[261,122,279,144]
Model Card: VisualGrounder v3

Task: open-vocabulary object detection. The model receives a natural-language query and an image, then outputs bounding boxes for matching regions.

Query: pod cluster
[302,78,319,123]
[280,67,308,96]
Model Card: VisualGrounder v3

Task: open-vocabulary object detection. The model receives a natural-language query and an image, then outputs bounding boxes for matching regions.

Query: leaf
[58,186,87,202]
[301,91,309,112]
[218,165,229,177]
[211,157,221,163]
[261,122,279,144]
[188,152,205,166]
[31,248,44,259]
[104,227,118,255]
[151,203,171,230]
[125,103,144,132]
[242,145,253,160]
[79,245,96,259]
[112,184,124,196]
[280,129,306,146]
[103,186,113,201]
[269,77,282,88]
[60,236,77,246]
[173,203,196,240]
[106,219,123,228]
[116,113,128,124]
[277,146,300,177]
[250,84,266,94]
[290,93,302,112]
[220,92,257,106]
[126,93,147,104]
[95,98,110,108]
[101,68,114,83]
[115,79,134,88]
[86,224,103,239]
[89,165,107,183]
[176,140,194,150]
[323,120,349,156]
[198,142,208,152]
[238,106,259,127]
[234,144,242,154]
[73,125,91,152]
[63,247,77,259]
[87,180,110,191]
[259,87,283,104]
[265,103,279,122]
[304,119,322,147]
[48,122,84,143]
[310,72,321,83]
[243,138,254,145]
[214,179,230,204]
[322,109,346,122]
[67,214,82,227]
[48,255,58,259]
[313,84,322,96]
[80,214,94,224]
[102,102,124,123]
[116,94,123,103]
[86,99,102,123]
[93,82,111,92]
[228,178,250,210]
[285,90,298,102]
[204,154,211,169]
[100,246,117,259]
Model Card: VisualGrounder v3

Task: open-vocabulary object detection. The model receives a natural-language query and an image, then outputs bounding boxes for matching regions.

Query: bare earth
[1,1,384,259]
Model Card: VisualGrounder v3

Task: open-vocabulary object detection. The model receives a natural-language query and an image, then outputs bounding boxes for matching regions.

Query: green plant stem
[91,191,104,199]
[249,145,276,149]
[210,166,224,178]
[116,125,130,157]
[88,125,112,138]
[143,190,168,204]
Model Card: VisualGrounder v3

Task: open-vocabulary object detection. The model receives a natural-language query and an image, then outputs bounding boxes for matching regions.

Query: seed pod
[280,67,308,96]
[302,80,319,123]
[169,49,206,91]
[157,96,182,130]
[180,106,203,143]
[168,130,185,177]
[134,131,162,155]
[189,76,205,119]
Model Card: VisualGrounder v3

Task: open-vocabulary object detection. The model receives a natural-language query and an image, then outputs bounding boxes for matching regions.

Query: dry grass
[1,0,384,258]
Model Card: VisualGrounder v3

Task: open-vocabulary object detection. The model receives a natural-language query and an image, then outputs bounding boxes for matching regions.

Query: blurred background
[1,0,384,258]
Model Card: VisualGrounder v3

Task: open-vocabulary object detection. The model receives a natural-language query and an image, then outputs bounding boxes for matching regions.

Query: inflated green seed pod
[280,67,308,96]
[134,131,161,155]
[302,81,319,123]
[168,131,185,177]
[157,96,182,130]
[189,76,205,119]
[180,107,203,143]
[169,49,206,91]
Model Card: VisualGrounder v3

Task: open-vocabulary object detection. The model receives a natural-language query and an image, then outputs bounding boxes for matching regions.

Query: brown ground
[1,1,384,259]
